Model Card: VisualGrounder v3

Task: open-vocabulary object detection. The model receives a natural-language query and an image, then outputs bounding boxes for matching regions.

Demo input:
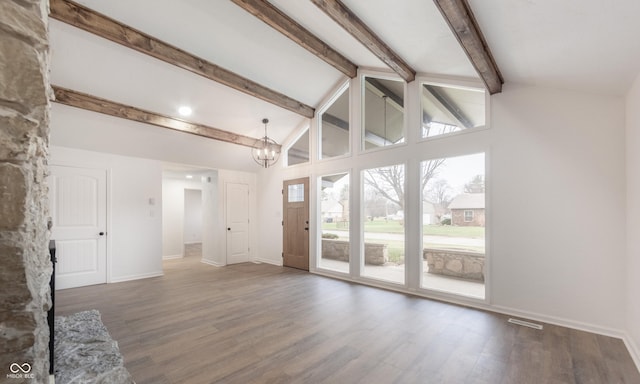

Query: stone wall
[321,240,388,265]
[423,248,485,282]
[0,0,52,382]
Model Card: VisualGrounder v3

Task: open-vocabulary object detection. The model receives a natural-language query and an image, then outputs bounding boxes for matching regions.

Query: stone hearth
[54,310,134,383]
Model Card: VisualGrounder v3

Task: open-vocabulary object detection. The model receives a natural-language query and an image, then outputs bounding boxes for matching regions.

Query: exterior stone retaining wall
[322,239,388,265]
[424,248,485,282]
[0,1,52,381]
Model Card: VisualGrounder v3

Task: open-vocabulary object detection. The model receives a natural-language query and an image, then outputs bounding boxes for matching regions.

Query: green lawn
[322,220,484,238]
[321,219,485,264]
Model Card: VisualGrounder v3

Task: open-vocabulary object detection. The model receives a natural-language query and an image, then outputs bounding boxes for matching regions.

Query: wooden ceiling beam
[310,0,416,83]
[49,0,315,118]
[231,0,357,78]
[52,85,275,150]
[433,0,503,94]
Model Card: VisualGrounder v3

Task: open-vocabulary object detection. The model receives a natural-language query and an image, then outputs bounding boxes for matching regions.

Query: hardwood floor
[56,255,640,384]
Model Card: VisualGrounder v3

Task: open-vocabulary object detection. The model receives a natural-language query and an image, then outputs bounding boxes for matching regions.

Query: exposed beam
[311,0,416,83]
[433,0,503,94]
[49,0,315,118]
[322,113,392,146]
[52,85,275,150]
[231,0,357,78]
[322,113,349,130]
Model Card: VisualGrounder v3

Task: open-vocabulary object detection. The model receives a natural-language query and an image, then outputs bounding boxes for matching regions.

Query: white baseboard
[489,304,626,340]
[110,271,163,283]
[253,257,283,266]
[201,258,224,267]
[624,333,640,374]
[310,269,632,355]
[162,254,183,260]
[184,241,202,245]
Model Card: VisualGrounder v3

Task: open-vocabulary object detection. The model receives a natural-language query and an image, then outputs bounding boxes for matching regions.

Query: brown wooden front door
[283,177,309,270]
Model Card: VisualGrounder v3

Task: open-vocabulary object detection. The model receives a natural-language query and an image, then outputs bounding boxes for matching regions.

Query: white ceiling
[470,0,640,96]
[50,0,640,154]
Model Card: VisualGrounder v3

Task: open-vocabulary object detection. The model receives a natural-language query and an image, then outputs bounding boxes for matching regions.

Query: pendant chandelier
[252,118,280,168]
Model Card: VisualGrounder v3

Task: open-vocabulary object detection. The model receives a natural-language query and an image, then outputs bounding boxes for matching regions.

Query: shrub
[322,233,339,239]
[441,218,451,226]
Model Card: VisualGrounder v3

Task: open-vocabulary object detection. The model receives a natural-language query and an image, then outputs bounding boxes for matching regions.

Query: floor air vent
[508,318,544,330]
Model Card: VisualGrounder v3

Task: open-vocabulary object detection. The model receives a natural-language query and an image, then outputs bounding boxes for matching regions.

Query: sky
[430,152,485,194]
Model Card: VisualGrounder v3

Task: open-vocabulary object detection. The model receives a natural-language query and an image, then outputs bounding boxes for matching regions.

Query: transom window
[362,76,405,151]
[421,83,485,139]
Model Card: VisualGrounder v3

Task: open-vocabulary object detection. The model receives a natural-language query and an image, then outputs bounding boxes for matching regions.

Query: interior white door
[49,165,107,289]
[226,183,249,264]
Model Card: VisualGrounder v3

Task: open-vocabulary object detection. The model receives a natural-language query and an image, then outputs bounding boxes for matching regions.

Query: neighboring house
[322,198,346,222]
[448,193,485,227]
[422,201,435,225]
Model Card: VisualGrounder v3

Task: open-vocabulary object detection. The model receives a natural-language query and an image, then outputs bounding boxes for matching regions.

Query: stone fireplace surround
[1,1,53,381]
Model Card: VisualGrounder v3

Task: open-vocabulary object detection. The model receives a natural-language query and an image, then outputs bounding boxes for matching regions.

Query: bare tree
[427,178,452,207]
[363,159,446,212]
[364,165,405,210]
[464,174,485,193]
[421,159,446,196]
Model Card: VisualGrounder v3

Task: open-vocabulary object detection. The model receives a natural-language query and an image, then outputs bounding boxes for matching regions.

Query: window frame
[360,71,408,154]
[316,171,352,275]
[416,76,490,144]
[284,124,310,168]
[318,80,351,162]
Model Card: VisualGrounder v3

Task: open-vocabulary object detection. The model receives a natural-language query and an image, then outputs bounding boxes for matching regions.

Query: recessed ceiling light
[178,106,192,117]
[185,175,193,179]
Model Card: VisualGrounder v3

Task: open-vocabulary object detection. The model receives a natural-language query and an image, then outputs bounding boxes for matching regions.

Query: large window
[362,164,405,284]
[320,84,350,159]
[319,172,350,273]
[362,76,405,151]
[287,129,309,166]
[420,153,485,299]
[421,83,485,139]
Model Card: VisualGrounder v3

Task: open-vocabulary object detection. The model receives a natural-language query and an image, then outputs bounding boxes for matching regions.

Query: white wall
[50,146,164,282]
[256,81,628,336]
[201,170,221,265]
[626,73,640,365]
[162,179,186,259]
[490,84,626,332]
[184,189,203,244]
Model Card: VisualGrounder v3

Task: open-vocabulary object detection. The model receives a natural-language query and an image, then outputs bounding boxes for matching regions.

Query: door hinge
[281,220,284,226]
[282,252,284,258]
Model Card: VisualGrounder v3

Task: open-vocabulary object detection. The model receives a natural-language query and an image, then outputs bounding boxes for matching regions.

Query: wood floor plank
[55,253,640,383]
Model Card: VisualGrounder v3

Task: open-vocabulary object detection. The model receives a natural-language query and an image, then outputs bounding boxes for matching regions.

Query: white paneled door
[226,183,249,264]
[49,165,107,289]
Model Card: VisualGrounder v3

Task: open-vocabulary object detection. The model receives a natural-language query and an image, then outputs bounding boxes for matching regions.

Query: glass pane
[320,85,350,159]
[421,84,485,139]
[288,184,304,203]
[362,164,405,284]
[420,153,485,299]
[363,77,404,151]
[319,172,350,273]
[287,129,309,166]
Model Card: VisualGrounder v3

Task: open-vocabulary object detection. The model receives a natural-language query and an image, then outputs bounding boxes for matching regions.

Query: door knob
[227,227,231,231]
[99,232,105,236]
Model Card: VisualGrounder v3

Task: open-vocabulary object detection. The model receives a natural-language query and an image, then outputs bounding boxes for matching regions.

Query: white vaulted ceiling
[50,0,640,155]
